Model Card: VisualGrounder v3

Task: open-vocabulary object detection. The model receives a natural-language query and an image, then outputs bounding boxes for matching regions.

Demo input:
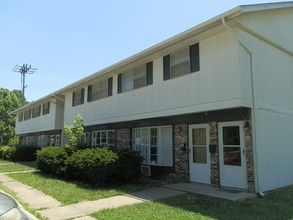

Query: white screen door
[189,124,210,184]
[219,121,247,189]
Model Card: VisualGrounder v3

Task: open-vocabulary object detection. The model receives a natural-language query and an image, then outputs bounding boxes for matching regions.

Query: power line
[13,64,37,105]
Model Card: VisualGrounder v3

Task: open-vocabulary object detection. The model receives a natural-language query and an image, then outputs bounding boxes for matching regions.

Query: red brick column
[209,121,220,187]
[173,124,189,181]
[244,120,255,193]
[116,128,131,149]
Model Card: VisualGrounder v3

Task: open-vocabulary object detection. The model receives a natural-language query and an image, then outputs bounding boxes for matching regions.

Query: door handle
[243,149,245,155]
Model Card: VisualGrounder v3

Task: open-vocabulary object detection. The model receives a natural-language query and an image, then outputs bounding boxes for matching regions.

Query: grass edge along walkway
[0,172,185,220]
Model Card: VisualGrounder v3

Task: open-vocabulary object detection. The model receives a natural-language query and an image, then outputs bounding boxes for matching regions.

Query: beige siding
[238,45,253,107]
[255,109,293,192]
[15,100,64,135]
[236,8,293,53]
[64,30,243,125]
[235,8,293,191]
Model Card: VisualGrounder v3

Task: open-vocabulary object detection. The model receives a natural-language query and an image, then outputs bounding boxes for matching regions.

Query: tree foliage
[0,88,22,145]
[64,114,84,147]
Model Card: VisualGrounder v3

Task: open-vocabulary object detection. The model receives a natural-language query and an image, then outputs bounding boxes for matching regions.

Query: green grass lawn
[8,172,151,205]
[0,161,37,173]
[92,187,293,220]
[4,161,293,219]
[0,159,12,164]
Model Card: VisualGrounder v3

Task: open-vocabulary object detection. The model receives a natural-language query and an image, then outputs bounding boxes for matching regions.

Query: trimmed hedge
[0,145,39,161]
[36,146,143,185]
[65,147,118,184]
[110,148,143,183]
[0,146,15,160]
[36,145,74,177]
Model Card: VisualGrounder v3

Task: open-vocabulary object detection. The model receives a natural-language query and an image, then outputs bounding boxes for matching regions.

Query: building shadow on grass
[149,190,293,220]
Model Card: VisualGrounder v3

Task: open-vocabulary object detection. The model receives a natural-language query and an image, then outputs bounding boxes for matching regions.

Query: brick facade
[244,120,255,193]
[173,124,189,181]
[116,128,131,149]
[170,120,255,192]
[209,121,220,187]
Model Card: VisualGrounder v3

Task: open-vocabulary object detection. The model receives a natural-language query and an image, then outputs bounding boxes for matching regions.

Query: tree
[64,114,84,147]
[0,88,22,145]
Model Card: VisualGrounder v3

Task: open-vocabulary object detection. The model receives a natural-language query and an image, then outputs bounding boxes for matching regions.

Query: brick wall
[244,120,255,193]
[116,128,131,149]
[173,124,189,181]
[209,121,220,187]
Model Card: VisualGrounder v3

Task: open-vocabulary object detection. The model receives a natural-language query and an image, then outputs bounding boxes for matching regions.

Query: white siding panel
[252,42,293,109]
[236,8,293,53]
[238,45,253,107]
[64,31,244,126]
[55,103,64,129]
[15,100,63,135]
[255,109,293,192]
[235,9,293,109]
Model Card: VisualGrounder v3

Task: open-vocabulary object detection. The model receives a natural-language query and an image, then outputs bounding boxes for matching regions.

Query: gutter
[222,17,260,193]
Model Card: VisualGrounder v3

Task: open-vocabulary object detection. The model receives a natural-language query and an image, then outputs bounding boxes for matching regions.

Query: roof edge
[11,2,293,114]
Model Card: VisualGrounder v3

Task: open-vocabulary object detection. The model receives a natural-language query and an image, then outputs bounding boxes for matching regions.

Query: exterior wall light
[244,120,251,131]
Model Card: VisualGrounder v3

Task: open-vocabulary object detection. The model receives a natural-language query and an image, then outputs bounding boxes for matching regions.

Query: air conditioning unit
[140,165,151,177]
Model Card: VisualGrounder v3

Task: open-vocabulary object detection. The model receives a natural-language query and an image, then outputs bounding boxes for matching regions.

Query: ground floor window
[92,130,115,147]
[80,132,91,147]
[133,126,172,166]
[21,133,61,148]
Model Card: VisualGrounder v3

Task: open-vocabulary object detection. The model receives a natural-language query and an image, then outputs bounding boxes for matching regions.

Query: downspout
[222,17,260,193]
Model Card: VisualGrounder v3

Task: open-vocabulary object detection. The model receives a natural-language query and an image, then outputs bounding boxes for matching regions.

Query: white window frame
[18,112,23,122]
[32,105,41,118]
[121,65,146,92]
[92,130,116,147]
[24,109,31,121]
[72,88,84,106]
[170,48,190,78]
[91,79,108,101]
[132,126,173,166]
[43,102,50,115]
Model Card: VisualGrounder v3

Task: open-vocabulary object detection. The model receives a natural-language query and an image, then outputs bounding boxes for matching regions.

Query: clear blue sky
[0,0,285,101]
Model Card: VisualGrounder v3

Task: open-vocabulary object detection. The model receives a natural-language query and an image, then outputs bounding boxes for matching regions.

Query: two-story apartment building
[11,2,293,193]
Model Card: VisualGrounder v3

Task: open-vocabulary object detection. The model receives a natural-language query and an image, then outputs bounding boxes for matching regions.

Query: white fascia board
[240,1,293,13]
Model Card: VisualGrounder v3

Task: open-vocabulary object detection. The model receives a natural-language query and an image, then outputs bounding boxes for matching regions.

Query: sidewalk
[0,173,184,220]
[0,173,255,220]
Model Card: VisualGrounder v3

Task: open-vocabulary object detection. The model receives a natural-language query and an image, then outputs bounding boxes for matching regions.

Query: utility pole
[13,64,37,105]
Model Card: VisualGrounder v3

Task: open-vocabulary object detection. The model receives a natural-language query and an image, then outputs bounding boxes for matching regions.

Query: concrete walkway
[165,183,255,202]
[0,173,255,220]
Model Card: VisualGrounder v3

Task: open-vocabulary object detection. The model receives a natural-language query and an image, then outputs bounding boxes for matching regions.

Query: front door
[189,124,210,184]
[219,121,247,189]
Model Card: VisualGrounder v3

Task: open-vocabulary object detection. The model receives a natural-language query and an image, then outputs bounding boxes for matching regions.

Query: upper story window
[32,105,41,118]
[43,102,50,115]
[163,43,200,80]
[87,78,112,102]
[24,109,31,121]
[18,112,23,122]
[72,88,84,107]
[117,62,153,93]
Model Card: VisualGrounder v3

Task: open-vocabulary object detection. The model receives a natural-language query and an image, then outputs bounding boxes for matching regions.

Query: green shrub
[36,145,73,177]
[0,146,16,160]
[8,136,19,147]
[65,147,118,185]
[111,148,143,183]
[36,145,143,185]
[0,145,39,161]
[13,145,40,161]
